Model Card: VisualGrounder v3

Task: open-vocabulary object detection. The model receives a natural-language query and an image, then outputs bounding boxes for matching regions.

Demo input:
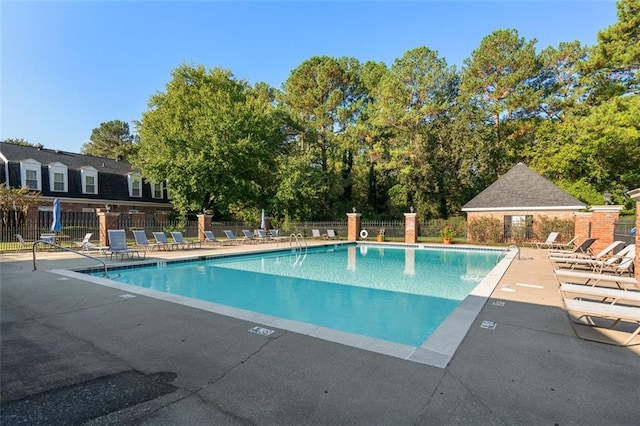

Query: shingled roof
[0,142,135,175]
[462,163,585,211]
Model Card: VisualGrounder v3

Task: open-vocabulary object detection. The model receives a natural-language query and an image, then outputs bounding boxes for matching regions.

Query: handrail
[32,240,115,278]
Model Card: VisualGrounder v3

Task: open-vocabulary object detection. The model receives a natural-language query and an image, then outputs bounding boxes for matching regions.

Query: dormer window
[48,162,68,192]
[20,159,41,190]
[127,173,142,197]
[80,166,98,194]
[151,181,163,199]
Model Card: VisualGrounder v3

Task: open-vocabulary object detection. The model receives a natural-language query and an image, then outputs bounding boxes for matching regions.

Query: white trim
[20,158,41,190]
[150,181,163,199]
[462,206,585,212]
[127,173,143,198]
[35,195,172,208]
[0,151,9,186]
[80,166,98,195]
[590,205,623,212]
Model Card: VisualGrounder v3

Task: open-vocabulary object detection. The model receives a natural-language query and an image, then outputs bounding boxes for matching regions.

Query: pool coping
[50,242,517,369]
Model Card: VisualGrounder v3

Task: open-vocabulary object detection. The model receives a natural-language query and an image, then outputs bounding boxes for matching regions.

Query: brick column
[97,211,121,246]
[404,213,417,243]
[346,213,361,242]
[573,212,593,247]
[197,214,212,242]
[627,188,640,279]
[589,205,622,253]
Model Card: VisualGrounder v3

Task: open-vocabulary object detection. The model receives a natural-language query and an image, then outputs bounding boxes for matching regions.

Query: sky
[1,0,619,154]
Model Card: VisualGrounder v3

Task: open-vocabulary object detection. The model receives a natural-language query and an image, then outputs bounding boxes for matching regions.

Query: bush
[535,216,575,243]
[468,217,503,243]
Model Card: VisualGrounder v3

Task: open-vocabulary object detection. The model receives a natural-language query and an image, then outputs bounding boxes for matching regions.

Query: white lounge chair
[170,231,201,249]
[547,238,597,257]
[73,233,93,250]
[555,244,635,275]
[530,231,559,249]
[549,241,627,269]
[560,283,640,305]
[107,230,145,261]
[562,298,640,346]
[311,229,323,239]
[326,229,337,240]
[554,269,640,291]
[15,234,29,252]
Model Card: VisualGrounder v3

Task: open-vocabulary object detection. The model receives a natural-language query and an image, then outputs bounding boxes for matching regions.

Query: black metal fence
[614,217,636,246]
[0,213,468,252]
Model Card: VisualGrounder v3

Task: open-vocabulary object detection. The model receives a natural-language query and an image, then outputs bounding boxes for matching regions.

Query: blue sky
[1,1,619,153]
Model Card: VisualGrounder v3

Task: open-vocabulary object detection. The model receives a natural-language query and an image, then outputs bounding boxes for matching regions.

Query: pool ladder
[289,233,308,266]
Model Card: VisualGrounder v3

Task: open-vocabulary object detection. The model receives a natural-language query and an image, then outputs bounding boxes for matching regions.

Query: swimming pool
[82,243,509,352]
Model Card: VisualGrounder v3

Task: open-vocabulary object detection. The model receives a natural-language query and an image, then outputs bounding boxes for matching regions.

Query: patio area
[1,244,638,425]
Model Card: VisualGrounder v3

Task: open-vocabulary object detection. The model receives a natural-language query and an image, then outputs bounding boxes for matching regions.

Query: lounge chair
[547,238,597,257]
[311,229,323,239]
[15,234,29,252]
[152,232,179,250]
[256,229,271,242]
[132,230,166,251]
[81,241,109,254]
[559,283,640,305]
[326,229,337,240]
[241,229,257,243]
[549,241,626,269]
[170,231,201,249]
[203,230,219,245]
[73,233,93,250]
[106,230,145,261]
[554,244,635,275]
[548,235,581,251]
[528,231,559,249]
[554,269,640,291]
[223,230,242,245]
[561,297,640,346]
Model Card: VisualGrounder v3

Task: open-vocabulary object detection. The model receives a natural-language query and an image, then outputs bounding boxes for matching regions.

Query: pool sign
[249,326,275,336]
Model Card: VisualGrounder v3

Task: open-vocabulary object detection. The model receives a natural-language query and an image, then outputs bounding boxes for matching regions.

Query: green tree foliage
[81,120,138,160]
[278,56,366,219]
[583,0,639,101]
[0,138,36,147]
[135,65,283,218]
[460,29,540,175]
[531,95,640,206]
[367,47,461,217]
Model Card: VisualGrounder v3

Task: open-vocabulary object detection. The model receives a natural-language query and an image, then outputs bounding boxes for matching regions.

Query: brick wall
[628,188,640,280]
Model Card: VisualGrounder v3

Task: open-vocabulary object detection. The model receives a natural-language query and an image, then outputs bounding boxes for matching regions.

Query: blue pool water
[95,244,505,346]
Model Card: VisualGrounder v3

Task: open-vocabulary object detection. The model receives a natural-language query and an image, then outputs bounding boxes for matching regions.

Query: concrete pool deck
[1,242,639,424]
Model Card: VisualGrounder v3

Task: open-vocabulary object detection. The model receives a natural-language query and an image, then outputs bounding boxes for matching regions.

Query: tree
[135,64,283,219]
[279,56,366,219]
[0,183,41,227]
[367,47,460,217]
[460,29,540,175]
[81,120,138,160]
[583,0,640,101]
[1,138,36,147]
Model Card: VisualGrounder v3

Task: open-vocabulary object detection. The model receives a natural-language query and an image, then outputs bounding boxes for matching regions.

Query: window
[26,169,39,189]
[85,176,96,193]
[81,166,98,194]
[504,215,533,241]
[48,162,68,192]
[20,159,41,190]
[128,173,142,197]
[151,182,163,199]
[53,172,65,191]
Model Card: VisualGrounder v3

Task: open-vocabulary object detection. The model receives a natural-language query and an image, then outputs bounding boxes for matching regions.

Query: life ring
[360,229,369,240]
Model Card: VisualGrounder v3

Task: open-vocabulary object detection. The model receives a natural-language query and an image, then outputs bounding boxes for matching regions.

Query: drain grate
[249,326,275,336]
